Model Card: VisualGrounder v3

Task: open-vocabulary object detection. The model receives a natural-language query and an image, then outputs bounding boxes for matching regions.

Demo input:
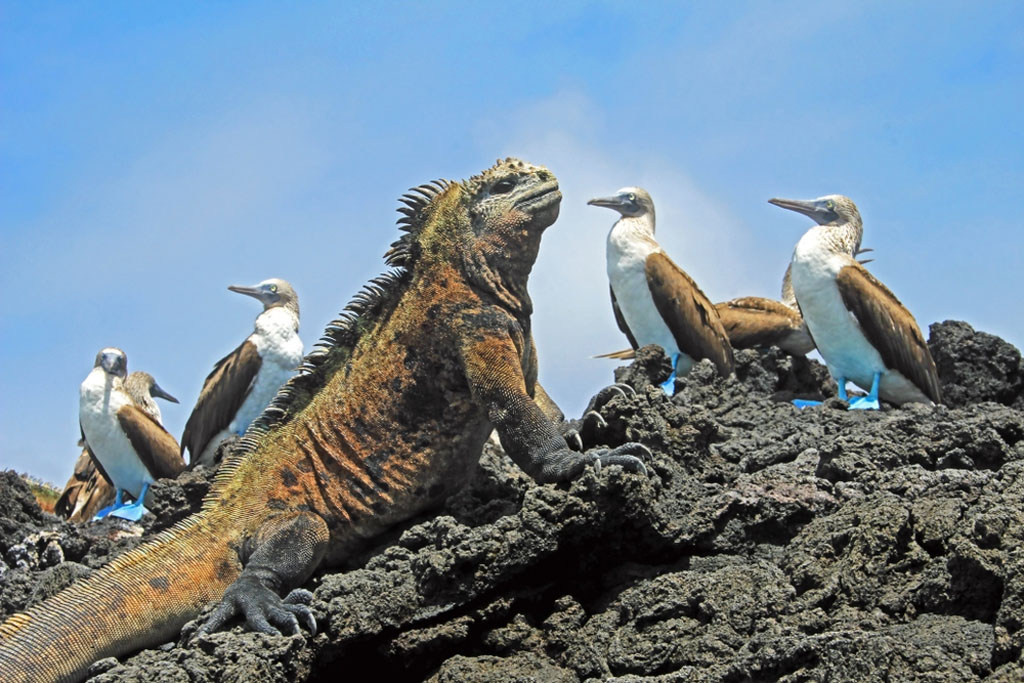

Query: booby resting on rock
[78,349,185,520]
[771,194,941,409]
[182,278,303,468]
[588,187,734,393]
[58,371,178,522]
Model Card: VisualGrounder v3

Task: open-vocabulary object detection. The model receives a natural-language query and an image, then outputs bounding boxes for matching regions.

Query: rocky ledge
[2,320,1023,681]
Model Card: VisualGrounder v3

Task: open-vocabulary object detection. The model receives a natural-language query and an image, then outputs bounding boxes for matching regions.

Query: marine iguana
[0,157,648,682]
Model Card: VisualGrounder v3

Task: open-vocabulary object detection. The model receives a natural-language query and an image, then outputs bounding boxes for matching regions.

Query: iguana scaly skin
[0,158,647,682]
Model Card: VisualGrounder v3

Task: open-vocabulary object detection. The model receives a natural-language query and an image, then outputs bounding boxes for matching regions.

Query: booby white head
[588,187,733,393]
[124,371,178,424]
[79,348,184,519]
[182,277,304,468]
[227,278,300,322]
[771,194,941,408]
[94,347,128,380]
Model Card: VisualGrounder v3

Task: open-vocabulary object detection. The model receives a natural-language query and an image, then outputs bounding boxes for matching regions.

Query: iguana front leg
[462,329,648,483]
[193,511,329,637]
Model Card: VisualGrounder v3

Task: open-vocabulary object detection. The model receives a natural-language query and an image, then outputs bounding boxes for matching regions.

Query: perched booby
[182,278,303,468]
[588,187,734,393]
[771,194,941,409]
[57,372,178,522]
[78,349,185,520]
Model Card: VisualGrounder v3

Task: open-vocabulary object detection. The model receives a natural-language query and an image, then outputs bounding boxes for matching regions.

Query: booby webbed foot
[93,488,126,520]
[791,399,823,409]
[106,482,151,521]
[847,371,882,411]
[107,499,149,522]
[193,577,317,639]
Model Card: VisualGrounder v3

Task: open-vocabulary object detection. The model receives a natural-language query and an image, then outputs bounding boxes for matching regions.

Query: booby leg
[848,372,882,411]
[659,353,680,395]
[107,482,152,521]
[92,488,125,520]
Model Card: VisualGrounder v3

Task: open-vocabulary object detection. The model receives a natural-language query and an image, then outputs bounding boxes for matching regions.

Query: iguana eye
[491,178,516,194]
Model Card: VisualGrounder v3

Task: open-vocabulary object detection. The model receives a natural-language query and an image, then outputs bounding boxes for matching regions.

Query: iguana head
[386,158,561,315]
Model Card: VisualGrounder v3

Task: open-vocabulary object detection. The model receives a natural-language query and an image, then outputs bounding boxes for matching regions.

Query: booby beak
[98,349,127,378]
[227,284,265,300]
[150,382,179,404]
[768,197,835,225]
[587,194,626,211]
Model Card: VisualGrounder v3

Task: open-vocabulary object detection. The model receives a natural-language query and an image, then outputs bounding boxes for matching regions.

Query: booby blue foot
[848,372,882,411]
[93,488,125,520]
[659,353,680,395]
[95,483,151,521]
[792,399,822,409]
[108,499,150,521]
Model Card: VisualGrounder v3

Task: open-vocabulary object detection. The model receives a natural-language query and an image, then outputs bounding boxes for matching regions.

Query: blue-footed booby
[771,194,941,409]
[78,349,185,520]
[588,187,734,393]
[182,278,303,468]
[58,371,178,522]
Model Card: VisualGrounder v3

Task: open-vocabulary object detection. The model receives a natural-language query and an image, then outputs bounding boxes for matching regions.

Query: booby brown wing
[645,252,735,376]
[610,286,640,350]
[56,448,92,519]
[836,264,942,404]
[715,297,814,355]
[56,447,116,522]
[181,339,261,463]
[117,405,186,480]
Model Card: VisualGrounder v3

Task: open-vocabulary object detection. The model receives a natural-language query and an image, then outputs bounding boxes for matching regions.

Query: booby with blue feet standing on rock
[588,187,734,394]
[59,371,179,522]
[182,278,303,468]
[78,348,185,520]
[771,194,941,409]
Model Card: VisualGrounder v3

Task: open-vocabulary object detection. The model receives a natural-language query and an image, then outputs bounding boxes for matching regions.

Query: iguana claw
[193,576,317,639]
[581,383,636,433]
[591,442,651,476]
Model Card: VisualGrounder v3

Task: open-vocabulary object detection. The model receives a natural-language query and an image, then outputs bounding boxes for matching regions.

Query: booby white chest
[229,307,303,434]
[79,369,151,499]
[791,231,926,403]
[606,219,690,371]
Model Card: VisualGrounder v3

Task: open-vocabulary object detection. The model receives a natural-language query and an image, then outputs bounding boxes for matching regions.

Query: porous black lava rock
[929,320,1024,409]
[4,320,1024,681]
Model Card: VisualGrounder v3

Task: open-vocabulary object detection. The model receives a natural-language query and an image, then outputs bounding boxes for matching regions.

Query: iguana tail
[0,516,240,683]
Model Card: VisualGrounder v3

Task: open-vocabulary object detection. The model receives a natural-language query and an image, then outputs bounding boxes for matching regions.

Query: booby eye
[492,178,515,194]
[269,284,278,293]
[826,200,835,210]
[628,193,637,202]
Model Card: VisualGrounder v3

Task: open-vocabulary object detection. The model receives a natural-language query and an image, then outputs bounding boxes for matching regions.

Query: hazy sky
[2,2,1022,485]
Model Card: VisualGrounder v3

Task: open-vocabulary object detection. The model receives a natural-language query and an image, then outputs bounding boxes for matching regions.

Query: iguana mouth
[515,180,562,213]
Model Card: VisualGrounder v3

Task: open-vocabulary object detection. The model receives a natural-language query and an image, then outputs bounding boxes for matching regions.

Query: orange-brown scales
[0,157,648,683]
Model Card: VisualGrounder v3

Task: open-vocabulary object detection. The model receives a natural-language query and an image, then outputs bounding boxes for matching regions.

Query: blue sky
[2,2,1022,485]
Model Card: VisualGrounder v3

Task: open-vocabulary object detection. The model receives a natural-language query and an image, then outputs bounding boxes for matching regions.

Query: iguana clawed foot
[581,383,636,432]
[588,442,651,476]
[192,576,317,639]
